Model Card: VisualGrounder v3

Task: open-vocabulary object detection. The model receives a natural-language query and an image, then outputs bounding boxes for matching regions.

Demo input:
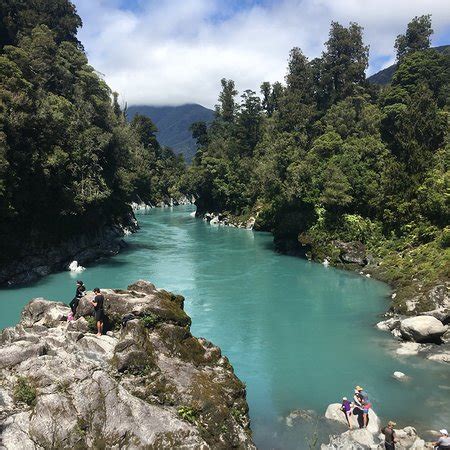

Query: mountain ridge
[127,104,215,162]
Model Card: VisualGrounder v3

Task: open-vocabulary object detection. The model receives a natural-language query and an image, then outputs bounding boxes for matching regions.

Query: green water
[1,206,449,448]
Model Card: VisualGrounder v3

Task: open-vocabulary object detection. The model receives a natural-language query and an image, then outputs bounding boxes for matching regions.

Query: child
[341,397,352,428]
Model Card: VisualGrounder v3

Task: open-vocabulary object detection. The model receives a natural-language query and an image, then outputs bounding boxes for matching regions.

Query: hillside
[127,104,215,162]
[368,44,450,85]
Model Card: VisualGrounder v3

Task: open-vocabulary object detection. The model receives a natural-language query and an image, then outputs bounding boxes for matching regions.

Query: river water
[1,206,449,448]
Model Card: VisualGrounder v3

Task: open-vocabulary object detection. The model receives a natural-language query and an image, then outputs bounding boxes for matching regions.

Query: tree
[0,0,82,48]
[190,121,209,148]
[394,15,433,61]
[320,22,369,107]
[215,78,238,123]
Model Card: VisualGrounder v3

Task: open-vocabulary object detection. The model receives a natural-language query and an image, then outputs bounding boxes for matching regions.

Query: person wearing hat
[353,386,370,428]
[434,429,450,449]
[381,421,397,449]
[69,280,86,315]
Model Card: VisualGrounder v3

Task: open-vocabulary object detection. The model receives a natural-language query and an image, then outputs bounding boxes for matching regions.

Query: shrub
[177,406,198,424]
[85,316,97,333]
[141,313,161,328]
[14,376,37,406]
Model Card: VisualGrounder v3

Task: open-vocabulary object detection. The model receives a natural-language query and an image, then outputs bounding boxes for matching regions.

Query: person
[340,397,352,428]
[69,280,86,315]
[434,429,450,449]
[381,420,397,449]
[91,288,105,336]
[354,386,370,428]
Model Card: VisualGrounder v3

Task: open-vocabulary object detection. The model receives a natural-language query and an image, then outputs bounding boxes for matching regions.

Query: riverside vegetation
[183,15,449,317]
[0,0,185,282]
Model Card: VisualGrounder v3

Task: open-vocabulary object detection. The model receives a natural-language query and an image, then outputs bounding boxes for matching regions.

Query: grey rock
[0,281,255,449]
[332,241,367,266]
[399,316,447,343]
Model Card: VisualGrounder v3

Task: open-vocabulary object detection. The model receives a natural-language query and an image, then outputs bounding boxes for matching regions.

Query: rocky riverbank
[0,280,255,449]
[0,213,138,287]
[131,195,194,211]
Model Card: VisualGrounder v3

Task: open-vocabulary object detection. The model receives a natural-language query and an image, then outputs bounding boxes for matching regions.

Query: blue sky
[73,0,450,107]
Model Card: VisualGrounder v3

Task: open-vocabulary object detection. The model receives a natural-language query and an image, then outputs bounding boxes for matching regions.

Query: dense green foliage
[0,0,184,262]
[185,17,449,313]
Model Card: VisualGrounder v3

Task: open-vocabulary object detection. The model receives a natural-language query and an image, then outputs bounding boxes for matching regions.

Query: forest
[184,15,449,313]
[0,0,184,263]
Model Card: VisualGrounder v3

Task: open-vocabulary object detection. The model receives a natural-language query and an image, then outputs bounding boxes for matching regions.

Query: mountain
[368,44,450,85]
[127,104,215,162]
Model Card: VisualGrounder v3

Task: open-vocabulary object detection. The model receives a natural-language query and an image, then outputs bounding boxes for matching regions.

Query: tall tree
[320,22,369,107]
[215,78,238,123]
[394,15,433,60]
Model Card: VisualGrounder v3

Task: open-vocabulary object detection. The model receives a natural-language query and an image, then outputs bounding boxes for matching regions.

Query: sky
[73,0,450,108]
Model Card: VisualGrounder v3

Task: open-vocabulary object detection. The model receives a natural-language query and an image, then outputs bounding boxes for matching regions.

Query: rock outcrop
[0,281,255,449]
[323,403,428,449]
[325,403,380,434]
[201,212,257,230]
[0,214,138,286]
[376,313,449,363]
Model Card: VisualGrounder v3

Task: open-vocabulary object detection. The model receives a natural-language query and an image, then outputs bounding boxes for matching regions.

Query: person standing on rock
[353,386,369,428]
[381,421,397,449]
[69,280,86,315]
[340,397,352,428]
[434,429,450,449]
[91,288,105,336]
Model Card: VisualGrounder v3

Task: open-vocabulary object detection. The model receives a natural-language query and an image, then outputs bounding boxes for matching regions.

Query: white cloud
[73,0,450,108]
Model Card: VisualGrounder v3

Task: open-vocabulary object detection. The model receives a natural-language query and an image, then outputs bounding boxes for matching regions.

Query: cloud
[73,0,450,108]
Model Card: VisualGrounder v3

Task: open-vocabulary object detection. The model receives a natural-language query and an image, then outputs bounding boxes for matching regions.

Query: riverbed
[1,206,449,448]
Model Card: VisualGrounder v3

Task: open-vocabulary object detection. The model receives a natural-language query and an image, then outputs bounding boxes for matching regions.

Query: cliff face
[0,212,138,286]
[0,280,255,449]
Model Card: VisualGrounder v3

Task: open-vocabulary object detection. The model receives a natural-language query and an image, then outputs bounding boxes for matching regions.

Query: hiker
[381,421,397,449]
[340,397,352,428]
[434,429,450,449]
[354,386,370,428]
[91,288,105,336]
[69,280,86,315]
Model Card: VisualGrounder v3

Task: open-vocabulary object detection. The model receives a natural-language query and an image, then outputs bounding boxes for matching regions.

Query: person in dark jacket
[69,280,86,315]
[91,287,105,336]
[381,421,397,449]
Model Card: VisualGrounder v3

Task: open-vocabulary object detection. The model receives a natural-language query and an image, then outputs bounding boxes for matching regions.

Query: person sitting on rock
[434,429,450,449]
[340,397,352,429]
[381,421,397,450]
[91,288,105,336]
[69,280,86,315]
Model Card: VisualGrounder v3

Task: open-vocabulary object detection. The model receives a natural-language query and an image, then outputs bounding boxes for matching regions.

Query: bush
[85,316,97,333]
[141,313,161,328]
[14,376,37,406]
[177,406,199,424]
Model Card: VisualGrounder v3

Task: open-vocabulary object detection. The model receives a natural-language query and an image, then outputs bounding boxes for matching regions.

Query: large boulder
[399,316,447,343]
[325,403,380,435]
[0,281,255,449]
[321,428,377,449]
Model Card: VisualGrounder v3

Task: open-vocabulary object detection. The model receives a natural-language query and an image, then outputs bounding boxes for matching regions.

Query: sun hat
[388,421,397,427]
[440,429,448,435]
[355,386,363,390]
[343,397,348,401]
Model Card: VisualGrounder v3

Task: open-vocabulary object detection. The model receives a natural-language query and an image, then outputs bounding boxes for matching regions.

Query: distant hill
[127,104,214,162]
[367,45,450,85]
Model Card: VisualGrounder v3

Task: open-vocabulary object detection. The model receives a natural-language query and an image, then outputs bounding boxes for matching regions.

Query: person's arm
[393,431,397,443]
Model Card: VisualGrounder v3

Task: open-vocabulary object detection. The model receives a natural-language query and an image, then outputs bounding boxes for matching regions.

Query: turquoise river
[1,206,449,448]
